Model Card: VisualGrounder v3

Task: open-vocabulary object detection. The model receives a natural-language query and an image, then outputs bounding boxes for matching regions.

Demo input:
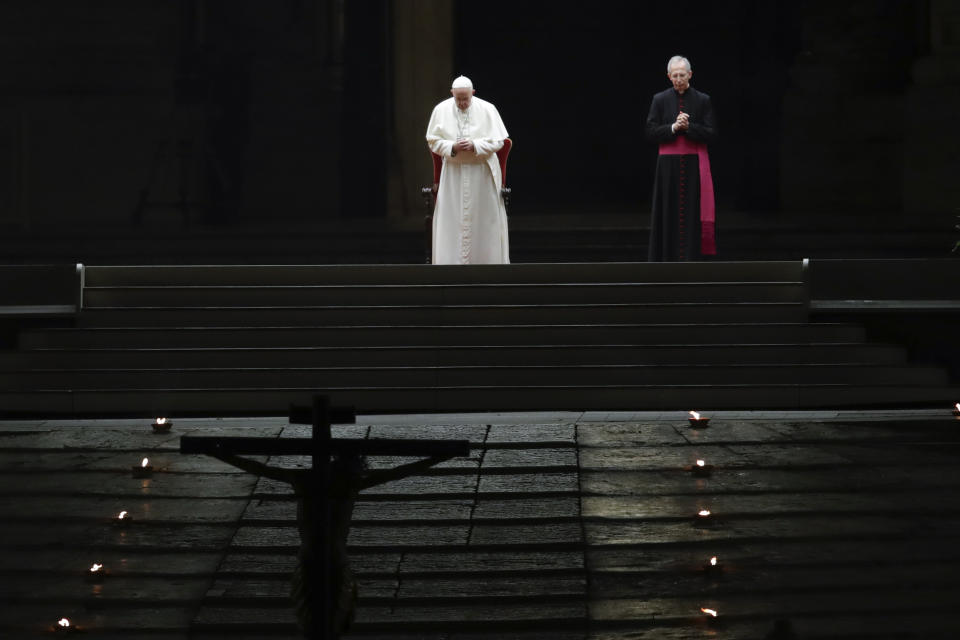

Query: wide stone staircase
[0,262,954,417]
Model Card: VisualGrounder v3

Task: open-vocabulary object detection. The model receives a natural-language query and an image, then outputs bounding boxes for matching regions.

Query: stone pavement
[0,408,958,638]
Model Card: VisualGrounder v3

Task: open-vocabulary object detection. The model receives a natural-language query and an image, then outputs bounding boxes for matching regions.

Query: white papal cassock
[426,96,510,264]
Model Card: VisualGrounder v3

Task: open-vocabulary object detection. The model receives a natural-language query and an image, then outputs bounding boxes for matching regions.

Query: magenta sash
[659,136,716,255]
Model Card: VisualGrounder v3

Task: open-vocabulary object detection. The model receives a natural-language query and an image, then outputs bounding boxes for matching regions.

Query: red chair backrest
[430,138,512,187]
[431,151,443,184]
[496,138,512,186]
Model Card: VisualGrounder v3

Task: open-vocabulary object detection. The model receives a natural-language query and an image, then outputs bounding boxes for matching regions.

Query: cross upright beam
[311,395,333,639]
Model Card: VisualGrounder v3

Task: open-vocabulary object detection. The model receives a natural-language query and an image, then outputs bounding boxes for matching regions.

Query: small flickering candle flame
[954,402,960,413]
[141,458,149,468]
[709,556,717,566]
[89,563,103,573]
[150,416,172,433]
[701,607,718,617]
[117,511,128,520]
[698,509,711,517]
[689,410,701,420]
[691,458,713,477]
[58,618,71,628]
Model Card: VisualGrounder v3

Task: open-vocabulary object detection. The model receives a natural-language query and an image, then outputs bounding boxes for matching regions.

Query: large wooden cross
[180,395,470,639]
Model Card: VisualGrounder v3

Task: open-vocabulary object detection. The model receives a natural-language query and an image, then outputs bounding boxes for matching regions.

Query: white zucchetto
[451,75,473,89]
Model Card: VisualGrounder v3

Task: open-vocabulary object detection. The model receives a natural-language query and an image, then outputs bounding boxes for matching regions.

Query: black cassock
[645,86,718,261]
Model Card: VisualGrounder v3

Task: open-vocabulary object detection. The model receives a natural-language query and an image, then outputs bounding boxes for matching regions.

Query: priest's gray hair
[667,55,692,73]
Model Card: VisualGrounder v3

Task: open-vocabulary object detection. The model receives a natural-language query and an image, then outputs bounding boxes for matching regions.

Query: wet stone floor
[0,409,958,639]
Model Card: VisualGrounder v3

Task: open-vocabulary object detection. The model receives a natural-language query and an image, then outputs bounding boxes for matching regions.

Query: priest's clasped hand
[672,111,690,133]
[455,138,475,153]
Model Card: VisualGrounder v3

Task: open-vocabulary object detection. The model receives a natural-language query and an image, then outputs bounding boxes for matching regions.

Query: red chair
[421,139,512,263]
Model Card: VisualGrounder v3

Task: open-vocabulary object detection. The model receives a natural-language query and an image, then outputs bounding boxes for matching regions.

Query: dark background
[0,1,953,264]
[454,1,803,213]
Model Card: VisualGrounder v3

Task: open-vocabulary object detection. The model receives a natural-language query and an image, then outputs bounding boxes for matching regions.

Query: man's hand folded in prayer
[673,112,690,133]
[455,138,475,153]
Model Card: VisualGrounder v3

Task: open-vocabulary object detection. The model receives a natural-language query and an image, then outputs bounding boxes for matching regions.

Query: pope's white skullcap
[451,75,473,89]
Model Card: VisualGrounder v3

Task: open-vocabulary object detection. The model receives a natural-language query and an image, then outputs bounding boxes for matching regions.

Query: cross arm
[359,453,461,490]
[206,448,296,483]
[181,436,470,458]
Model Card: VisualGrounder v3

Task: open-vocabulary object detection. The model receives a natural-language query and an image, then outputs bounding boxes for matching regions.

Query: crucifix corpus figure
[181,397,470,639]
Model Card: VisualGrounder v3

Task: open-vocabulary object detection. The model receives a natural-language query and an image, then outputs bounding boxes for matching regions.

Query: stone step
[82,281,805,307]
[75,303,807,327]
[4,259,951,416]
[0,363,944,391]
[18,323,866,349]
[0,383,953,417]
[1,343,909,369]
[82,261,806,286]
[202,564,958,608]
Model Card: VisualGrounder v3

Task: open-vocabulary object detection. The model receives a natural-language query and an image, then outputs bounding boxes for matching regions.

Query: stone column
[903,0,960,215]
[388,0,453,218]
[779,0,916,214]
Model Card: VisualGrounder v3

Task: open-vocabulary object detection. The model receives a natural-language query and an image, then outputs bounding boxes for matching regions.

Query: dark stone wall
[454,1,957,220]
[0,1,954,242]
[0,1,341,230]
[779,0,922,214]
[0,2,178,227]
[341,0,389,219]
[454,0,803,214]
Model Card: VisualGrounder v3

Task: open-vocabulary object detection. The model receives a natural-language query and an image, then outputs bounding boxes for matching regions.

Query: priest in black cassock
[646,55,718,261]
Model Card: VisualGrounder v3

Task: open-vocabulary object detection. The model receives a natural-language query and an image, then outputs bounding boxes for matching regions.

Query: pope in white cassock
[426,76,510,264]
